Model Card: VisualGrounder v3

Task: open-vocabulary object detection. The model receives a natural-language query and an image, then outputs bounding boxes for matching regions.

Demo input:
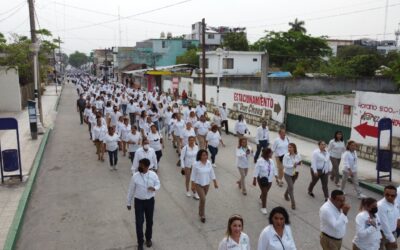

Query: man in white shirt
[131,139,158,173]
[127,158,160,250]
[127,99,138,126]
[195,101,207,118]
[308,141,332,200]
[219,102,229,135]
[378,185,400,250]
[254,121,269,163]
[319,189,350,250]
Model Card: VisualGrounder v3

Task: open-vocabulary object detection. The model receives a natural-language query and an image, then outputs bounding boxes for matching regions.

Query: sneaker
[212,164,216,168]
[260,208,268,215]
[186,192,192,197]
[193,193,200,200]
[109,165,114,171]
[357,193,367,199]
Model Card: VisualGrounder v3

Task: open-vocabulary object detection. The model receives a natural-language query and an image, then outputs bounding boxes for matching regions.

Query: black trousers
[79,110,84,124]
[107,149,118,166]
[134,197,155,246]
[254,140,269,162]
[221,120,229,134]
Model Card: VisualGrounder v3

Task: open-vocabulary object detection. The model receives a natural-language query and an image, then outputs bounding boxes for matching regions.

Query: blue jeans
[208,145,218,164]
[254,140,269,162]
[134,197,155,246]
[107,149,118,166]
[121,104,127,115]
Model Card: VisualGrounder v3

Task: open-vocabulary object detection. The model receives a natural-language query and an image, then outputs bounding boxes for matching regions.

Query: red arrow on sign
[354,122,378,138]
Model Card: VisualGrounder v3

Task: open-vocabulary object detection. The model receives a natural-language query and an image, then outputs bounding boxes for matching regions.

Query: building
[326,39,354,56]
[377,40,399,55]
[92,49,113,79]
[112,47,137,82]
[132,39,199,67]
[197,50,264,76]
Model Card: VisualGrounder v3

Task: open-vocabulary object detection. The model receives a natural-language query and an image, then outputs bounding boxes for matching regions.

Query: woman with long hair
[147,124,163,168]
[234,114,249,138]
[180,136,199,199]
[283,143,302,210]
[102,126,120,171]
[328,131,346,187]
[272,128,289,187]
[218,214,250,250]
[236,138,252,195]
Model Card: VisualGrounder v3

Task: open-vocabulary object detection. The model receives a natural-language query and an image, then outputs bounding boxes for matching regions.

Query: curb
[3,129,52,250]
[54,85,63,112]
[301,160,384,195]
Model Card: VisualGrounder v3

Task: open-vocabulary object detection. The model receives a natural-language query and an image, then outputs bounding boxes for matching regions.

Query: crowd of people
[72,73,399,250]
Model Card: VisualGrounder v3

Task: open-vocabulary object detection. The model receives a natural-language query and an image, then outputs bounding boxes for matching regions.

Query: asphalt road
[16,83,382,250]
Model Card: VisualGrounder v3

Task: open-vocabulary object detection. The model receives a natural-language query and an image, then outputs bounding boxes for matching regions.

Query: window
[192,24,195,30]
[200,58,209,69]
[223,58,234,69]
[253,58,258,62]
[182,40,191,48]
[208,34,215,39]
[162,41,167,48]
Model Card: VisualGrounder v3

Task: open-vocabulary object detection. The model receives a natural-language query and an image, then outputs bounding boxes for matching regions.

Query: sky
[1,0,400,55]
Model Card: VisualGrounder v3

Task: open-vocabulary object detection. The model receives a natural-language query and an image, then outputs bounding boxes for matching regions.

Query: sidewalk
[0,84,60,249]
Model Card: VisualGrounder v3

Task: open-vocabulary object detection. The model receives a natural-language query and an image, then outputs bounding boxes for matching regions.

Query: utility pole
[28,0,44,131]
[201,18,206,104]
[383,0,389,39]
[261,50,269,92]
[104,49,108,83]
[53,48,57,94]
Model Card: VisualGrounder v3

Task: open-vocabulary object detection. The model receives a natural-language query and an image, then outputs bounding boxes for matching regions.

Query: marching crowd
[72,73,400,250]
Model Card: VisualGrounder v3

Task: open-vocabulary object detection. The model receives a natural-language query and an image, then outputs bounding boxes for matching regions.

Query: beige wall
[0,67,22,112]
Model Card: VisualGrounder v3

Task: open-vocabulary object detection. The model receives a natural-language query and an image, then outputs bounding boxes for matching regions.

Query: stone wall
[358,137,400,169]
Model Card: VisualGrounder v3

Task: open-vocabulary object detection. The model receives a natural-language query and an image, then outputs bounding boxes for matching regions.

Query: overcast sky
[1,0,400,55]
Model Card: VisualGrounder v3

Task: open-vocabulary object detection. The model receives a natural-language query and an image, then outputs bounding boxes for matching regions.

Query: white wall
[0,67,22,112]
[205,53,262,75]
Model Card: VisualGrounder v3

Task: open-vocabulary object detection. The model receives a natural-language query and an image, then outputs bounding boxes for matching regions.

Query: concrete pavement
[15,83,385,250]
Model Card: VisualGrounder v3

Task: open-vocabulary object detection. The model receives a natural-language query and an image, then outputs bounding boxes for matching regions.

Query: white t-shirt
[236,146,251,168]
[126,132,141,152]
[180,128,196,146]
[218,233,250,250]
[147,131,162,151]
[190,160,216,186]
[206,131,221,148]
[272,136,289,157]
[180,145,199,169]
[102,133,120,151]
[195,121,211,136]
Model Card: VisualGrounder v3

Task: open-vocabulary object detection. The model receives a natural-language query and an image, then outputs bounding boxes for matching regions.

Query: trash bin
[2,149,19,172]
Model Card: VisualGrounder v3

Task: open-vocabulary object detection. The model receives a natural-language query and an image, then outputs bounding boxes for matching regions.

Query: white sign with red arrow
[351,91,400,146]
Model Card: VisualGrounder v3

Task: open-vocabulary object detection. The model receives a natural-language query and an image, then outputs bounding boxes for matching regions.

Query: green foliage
[347,54,380,77]
[337,45,379,59]
[382,52,400,84]
[222,32,249,51]
[176,48,199,66]
[69,51,88,68]
[288,18,306,33]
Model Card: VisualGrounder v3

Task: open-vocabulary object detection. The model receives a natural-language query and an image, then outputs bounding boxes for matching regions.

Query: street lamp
[215,47,225,107]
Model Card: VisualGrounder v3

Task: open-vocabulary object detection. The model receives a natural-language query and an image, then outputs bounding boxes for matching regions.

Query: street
[16,82,381,250]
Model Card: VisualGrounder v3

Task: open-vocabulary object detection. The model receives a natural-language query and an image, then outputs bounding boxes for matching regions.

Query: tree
[289,18,306,33]
[69,51,88,68]
[337,45,378,59]
[222,32,249,51]
[176,48,199,66]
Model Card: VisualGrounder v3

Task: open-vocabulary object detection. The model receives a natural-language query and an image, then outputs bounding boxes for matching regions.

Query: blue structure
[376,118,393,183]
[133,39,199,67]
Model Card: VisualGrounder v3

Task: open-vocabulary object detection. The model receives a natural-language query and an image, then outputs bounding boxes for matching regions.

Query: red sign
[354,122,378,138]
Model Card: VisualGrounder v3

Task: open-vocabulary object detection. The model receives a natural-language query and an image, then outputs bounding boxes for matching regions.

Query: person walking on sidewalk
[254,121,269,163]
[377,185,400,250]
[127,158,161,250]
[180,136,199,199]
[194,115,210,150]
[234,114,249,138]
[76,94,87,125]
[206,124,225,168]
[102,126,120,170]
[272,128,289,187]
[340,140,366,199]
[131,139,158,173]
[253,148,278,215]
[119,117,131,157]
[236,138,252,195]
[146,124,163,170]
[191,149,218,223]
[219,102,229,135]
[308,141,332,201]
[352,197,382,250]
[319,190,350,250]
[218,214,250,250]
[283,143,301,210]
[92,116,107,161]
[328,131,346,187]
[126,125,142,163]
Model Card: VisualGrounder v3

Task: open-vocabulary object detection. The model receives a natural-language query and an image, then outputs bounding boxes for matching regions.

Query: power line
[0,2,26,22]
[0,1,25,15]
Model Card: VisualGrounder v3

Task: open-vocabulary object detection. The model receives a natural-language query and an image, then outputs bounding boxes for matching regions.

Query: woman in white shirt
[341,140,365,199]
[186,110,197,125]
[141,116,153,139]
[126,125,141,163]
[236,138,252,196]
[327,131,346,187]
[118,117,131,157]
[272,128,289,187]
[180,121,196,147]
[92,116,107,161]
[180,136,199,199]
[164,106,173,139]
[206,124,225,168]
[191,149,218,223]
[102,126,120,170]
[104,101,113,127]
[282,143,302,210]
[138,110,147,132]
[146,124,163,168]
[253,148,278,215]
[257,206,296,250]
[218,214,250,250]
[212,109,222,133]
[353,197,382,250]
[234,114,249,138]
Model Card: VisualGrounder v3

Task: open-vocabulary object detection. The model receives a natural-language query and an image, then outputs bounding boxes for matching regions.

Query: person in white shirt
[219,214,250,250]
[126,125,141,163]
[257,206,296,250]
[378,185,400,250]
[195,101,207,118]
[110,106,122,127]
[212,109,222,133]
[340,140,366,199]
[234,114,249,138]
[146,124,163,168]
[319,190,350,250]
[190,149,218,223]
[327,131,346,187]
[308,141,332,200]
[186,110,197,125]
[138,110,147,132]
[164,107,173,139]
[119,117,131,157]
[271,128,289,187]
[206,124,225,168]
[141,116,153,139]
[127,99,138,126]
[219,102,229,135]
[131,139,158,173]
[180,136,199,199]
[194,115,211,150]
[253,148,278,215]
[283,143,302,210]
[102,126,120,170]
[254,121,270,163]
[92,116,107,161]
[120,93,128,115]
[180,122,196,147]
[236,138,252,196]
[127,158,160,250]
[172,114,185,153]
[104,101,113,126]
[353,197,382,250]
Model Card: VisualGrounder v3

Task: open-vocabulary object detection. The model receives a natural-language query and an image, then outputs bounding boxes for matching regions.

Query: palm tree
[289,18,306,33]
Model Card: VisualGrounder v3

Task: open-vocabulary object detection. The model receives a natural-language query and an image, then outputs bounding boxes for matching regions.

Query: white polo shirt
[319,199,348,239]
[102,133,120,151]
[257,225,296,250]
[218,233,250,250]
